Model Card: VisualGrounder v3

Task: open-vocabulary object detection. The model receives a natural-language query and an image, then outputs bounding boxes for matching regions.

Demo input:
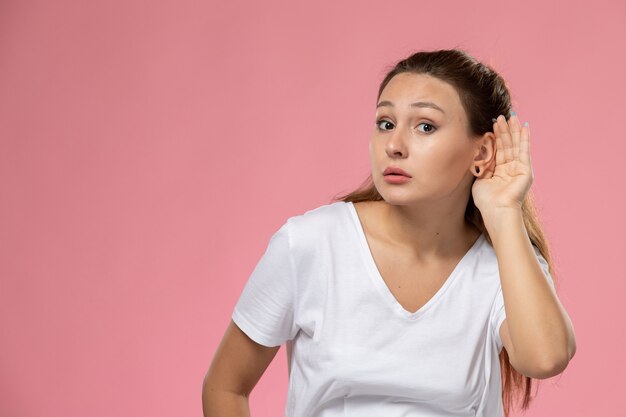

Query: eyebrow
[376,100,446,114]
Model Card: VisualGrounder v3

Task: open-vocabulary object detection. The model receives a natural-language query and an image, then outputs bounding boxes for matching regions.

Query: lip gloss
[383,174,411,184]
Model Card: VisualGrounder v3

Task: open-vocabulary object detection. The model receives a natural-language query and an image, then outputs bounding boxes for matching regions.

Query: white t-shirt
[231,201,554,417]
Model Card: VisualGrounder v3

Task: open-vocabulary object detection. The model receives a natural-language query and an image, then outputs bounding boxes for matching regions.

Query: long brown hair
[331,48,559,417]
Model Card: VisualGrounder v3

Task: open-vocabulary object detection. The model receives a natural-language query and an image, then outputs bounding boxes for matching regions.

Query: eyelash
[375,119,437,134]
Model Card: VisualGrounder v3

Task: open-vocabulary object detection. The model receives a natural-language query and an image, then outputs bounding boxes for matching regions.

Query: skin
[203,321,277,416]
[360,71,576,378]
[202,73,576,413]
[366,72,493,259]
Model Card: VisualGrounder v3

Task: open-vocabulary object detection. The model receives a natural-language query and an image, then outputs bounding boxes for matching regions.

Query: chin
[381,198,415,207]
[376,190,417,206]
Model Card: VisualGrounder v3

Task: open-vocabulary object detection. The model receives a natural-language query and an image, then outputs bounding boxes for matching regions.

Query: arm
[485,208,576,378]
[202,386,250,417]
[202,320,282,416]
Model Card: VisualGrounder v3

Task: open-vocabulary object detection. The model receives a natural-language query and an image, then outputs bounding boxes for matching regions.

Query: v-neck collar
[346,201,485,320]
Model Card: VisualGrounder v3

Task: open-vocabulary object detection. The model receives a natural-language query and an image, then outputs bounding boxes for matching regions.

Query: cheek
[368,140,382,167]
[439,146,469,169]
[432,145,473,188]
[412,142,471,188]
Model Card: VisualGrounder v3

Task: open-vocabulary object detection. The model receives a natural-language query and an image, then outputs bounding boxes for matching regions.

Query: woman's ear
[471,132,497,177]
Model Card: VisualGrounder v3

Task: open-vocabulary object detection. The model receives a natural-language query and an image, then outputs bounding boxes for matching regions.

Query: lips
[383,166,412,177]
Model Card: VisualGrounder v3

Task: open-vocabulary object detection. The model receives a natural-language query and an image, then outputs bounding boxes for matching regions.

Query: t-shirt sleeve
[231,220,299,347]
[491,245,555,353]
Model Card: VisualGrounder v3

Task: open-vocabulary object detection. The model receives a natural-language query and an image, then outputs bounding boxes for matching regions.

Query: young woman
[203,49,576,417]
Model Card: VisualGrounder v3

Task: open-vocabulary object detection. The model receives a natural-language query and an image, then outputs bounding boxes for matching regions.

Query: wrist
[482,207,524,237]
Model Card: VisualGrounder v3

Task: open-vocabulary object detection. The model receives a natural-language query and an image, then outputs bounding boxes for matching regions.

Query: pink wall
[1,0,623,416]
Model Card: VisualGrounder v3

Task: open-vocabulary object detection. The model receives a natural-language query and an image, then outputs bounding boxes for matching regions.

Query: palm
[472,114,533,214]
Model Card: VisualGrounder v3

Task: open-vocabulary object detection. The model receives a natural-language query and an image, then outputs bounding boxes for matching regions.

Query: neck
[376,200,481,260]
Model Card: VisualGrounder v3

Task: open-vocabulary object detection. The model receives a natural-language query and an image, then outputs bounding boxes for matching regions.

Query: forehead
[379,72,463,115]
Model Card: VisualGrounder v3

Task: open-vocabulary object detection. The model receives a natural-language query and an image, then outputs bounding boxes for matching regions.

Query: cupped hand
[471,113,533,216]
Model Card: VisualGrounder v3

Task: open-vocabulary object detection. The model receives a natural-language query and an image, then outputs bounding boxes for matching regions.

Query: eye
[375,119,437,134]
[417,122,437,133]
[376,119,395,131]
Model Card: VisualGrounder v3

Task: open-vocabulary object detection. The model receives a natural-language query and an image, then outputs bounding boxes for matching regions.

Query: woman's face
[370,72,480,206]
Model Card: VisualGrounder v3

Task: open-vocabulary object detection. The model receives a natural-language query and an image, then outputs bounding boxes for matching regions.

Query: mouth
[383,167,412,177]
[382,171,412,183]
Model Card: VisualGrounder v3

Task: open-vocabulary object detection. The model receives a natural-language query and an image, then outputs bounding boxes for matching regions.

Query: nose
[385,123,409,158]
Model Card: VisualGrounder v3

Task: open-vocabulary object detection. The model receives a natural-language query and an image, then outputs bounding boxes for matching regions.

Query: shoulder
[288,200,349,234]
[284,201,351,257]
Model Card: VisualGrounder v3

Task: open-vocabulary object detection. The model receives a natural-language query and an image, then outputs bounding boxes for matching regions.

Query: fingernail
[511,111,517,117]
[492,118,498,123]
[524,121,529,127]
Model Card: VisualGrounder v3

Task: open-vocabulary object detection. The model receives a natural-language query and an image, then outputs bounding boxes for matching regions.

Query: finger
[520,121,531,167]
[496,114,514,162]
[509,113,522,160]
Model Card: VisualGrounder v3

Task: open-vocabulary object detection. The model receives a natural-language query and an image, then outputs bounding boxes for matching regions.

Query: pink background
[1,0,624,416]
